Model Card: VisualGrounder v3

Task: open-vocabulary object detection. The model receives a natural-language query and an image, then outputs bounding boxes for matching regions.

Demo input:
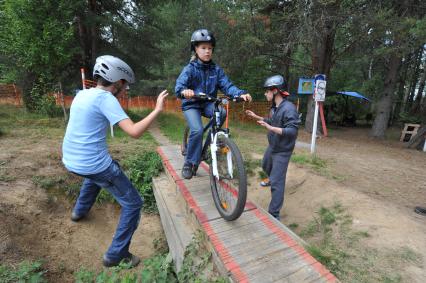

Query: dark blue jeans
[262,146,291,220]
[72,160,143,261]
[183,103,226,166]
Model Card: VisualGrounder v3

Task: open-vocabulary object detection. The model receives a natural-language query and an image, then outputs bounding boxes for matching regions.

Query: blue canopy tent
[324,91,371,126]
[335,91,370,102]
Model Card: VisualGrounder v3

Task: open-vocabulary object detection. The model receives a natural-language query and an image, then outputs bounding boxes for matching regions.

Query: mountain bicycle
[181,93,247,221]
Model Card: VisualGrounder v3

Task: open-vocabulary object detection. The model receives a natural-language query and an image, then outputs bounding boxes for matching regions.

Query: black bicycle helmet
[191,29,216,51]
[264,75,286,92]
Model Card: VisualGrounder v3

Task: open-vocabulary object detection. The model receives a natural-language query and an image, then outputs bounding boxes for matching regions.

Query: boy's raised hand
[155,90,169,112]
[240,93,252,102]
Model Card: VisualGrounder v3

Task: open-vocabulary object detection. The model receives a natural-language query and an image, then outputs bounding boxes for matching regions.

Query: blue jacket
[175,59,246,110]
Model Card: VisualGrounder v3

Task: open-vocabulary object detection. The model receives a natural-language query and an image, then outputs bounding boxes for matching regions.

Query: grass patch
[0,261,47,283]
[32,175,64,190]
[299,203,422,282]
[0,167,16,182]
[123,151,163,213]
[291,152,346,181]
[288,223,299,229]
[244,158,260,176]
[74,230,226,283]
[291,153,327,171]
[157,112,186,144]
[0,105,64,130]
[32,174,82,200]
[93,152,163,213]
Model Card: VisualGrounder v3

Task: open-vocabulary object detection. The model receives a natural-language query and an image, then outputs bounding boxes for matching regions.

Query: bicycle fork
[211,131,233,180]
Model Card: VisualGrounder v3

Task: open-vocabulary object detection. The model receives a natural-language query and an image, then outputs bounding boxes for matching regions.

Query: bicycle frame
[195,95,240,179]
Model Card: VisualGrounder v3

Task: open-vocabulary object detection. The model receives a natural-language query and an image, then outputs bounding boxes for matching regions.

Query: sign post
[310,74,326,154]
[80,68,86,89]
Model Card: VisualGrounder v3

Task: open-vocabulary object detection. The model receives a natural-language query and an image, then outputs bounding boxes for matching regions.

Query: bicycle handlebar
[190,93,246,103]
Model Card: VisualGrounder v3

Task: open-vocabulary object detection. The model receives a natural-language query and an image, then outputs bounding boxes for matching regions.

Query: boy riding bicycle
[245,75,300,220]
[175,28,252,179]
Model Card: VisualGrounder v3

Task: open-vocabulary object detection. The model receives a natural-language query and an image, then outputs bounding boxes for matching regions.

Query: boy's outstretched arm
[119,90,169,138]
[245,110,263,120]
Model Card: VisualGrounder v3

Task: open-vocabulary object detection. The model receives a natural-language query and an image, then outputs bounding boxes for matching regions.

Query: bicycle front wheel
[209,134,247,221]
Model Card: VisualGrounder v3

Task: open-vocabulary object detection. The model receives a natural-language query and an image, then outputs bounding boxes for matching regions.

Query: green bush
[37,95,63,117]
[24,78,62,117]
[123,152,163,213]
[0,261,47,283]
[398,111,421,124]
[74,232,227,283]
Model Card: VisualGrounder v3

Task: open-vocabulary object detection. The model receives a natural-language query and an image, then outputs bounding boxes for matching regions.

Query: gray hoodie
[264,99,301,154]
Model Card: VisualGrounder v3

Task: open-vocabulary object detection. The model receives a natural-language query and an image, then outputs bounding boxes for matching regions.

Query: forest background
[1,0,426,138]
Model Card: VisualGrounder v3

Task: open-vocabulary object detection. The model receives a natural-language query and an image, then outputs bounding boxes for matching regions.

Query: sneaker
[102,253,140,268]
[71,211,85,222]
[260,178,271,187]
[414,206,426,216]
[182,163,193,179]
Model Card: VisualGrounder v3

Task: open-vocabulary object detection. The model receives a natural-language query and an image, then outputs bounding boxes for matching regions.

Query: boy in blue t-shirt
[62,55,168,268]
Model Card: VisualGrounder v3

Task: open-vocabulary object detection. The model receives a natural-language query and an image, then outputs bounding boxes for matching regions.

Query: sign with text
[314,74,326,102]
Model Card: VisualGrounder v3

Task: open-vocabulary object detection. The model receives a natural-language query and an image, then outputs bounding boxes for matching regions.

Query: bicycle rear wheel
[209,134,247,221]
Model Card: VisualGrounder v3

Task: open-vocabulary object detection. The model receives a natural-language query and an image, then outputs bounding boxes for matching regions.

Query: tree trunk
[405,47,423,110]
[370,54,402,138]
[392,55,410,123]
[421,90,426,124]
[400,53,414,114]
[88,0,99,66]
[304,0,339,132]
[304,29,335,132]
[410,58,426,115]
[75,15,90,70]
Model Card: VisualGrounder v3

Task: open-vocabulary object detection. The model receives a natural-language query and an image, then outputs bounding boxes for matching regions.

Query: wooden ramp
[154,145,338,283]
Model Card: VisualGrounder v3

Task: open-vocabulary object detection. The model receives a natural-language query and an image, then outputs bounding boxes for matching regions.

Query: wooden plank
[183,178,211,189]
[276,265,328,283]
[212,220,276,247]
[209,211,262,234]
[252,206,308,247]
[153,175,194,271]
[243,248,321,283]
[225,235,293,266]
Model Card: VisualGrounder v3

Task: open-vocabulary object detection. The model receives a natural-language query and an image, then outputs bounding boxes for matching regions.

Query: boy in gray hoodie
[245,75,300,220]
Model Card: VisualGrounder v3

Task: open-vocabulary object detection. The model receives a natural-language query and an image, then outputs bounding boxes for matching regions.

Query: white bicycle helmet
[93,55,135,84]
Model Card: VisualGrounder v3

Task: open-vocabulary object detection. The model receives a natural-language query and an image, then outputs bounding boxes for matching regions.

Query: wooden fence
[0,84,22,106]
[0,83,272,124]
[54,94,271,124]
[77,95,272,123]
[124,96,271,124]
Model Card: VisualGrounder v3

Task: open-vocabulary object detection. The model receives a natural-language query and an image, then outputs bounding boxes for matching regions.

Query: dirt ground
[246,127,426,282]
[1,108,425,282]
[0,124,164,282]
